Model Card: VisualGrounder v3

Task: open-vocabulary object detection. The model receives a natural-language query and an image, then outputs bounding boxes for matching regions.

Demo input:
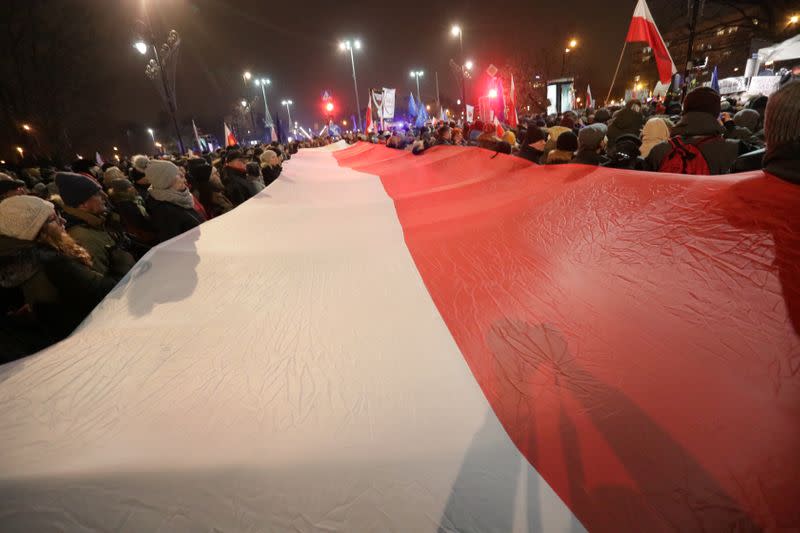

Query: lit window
[717,28,725,36]
[728,26,738,34]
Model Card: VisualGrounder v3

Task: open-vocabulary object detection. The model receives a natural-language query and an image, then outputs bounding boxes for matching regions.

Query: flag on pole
[496,78,507,122]
[408,93,418,118]
[415,101,429,128]
[365,95,374,134]
[494,117,504,138]
[95,152,104,166]
[270,126,278,143]
[192,120,206,152]
[586,84,594,109]
[224,122,237,147]
[440,107,447,123]
[625,0,677,84]
[508,75,519,129]
[710,66,720,93]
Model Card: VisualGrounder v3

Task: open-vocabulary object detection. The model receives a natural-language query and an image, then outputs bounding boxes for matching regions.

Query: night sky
[3,0,678,156]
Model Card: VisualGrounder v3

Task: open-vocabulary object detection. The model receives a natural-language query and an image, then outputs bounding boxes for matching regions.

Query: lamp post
[254,78,273,126]
[409,70,424,101]
[281,100,294,134]
[561,38,578,76]
[133,7,185,154]
[451,24,468,113]
[339,39,363,131]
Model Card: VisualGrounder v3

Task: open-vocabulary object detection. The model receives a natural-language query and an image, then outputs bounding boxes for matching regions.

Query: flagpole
[605,41,628,105]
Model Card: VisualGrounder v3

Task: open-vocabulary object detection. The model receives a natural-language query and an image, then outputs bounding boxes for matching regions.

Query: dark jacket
[646,112,742,175]
[145,195,205,243]
[572,149,610,166]
[0,235,119,343]
[516,145,544,164]
[732,148,764,173]
[602,153,646,170]
[607,108,644,143]
[62,205,136,276]
[764,141,800,185]
[109,188,158,247]
[130,169,150,201]
[260,164,282,188]
[222,166,254,207]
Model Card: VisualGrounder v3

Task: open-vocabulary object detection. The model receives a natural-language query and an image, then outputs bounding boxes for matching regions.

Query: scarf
[149,187,196,210]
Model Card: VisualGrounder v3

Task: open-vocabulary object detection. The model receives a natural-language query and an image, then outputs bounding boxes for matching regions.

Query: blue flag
[415,101,428,128]
[351,114,357,131]
[408,93,418,118]
[710,66,720,93]
[440,106,447,122]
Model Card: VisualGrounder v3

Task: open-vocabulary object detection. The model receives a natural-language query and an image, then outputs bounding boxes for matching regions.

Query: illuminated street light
[426,104,431,111]
[457,99,461,105]
[133,40,148,54]
[569,39,578,48]
[22,124,31,132]
[451,24,461,37]
[15,146,23,156]
[339,38,364,131]
[243,71,252,81]
[113,146,119,151]
[450,24,467,111]
[789,14,799,24]
[464,60,474,71]
[281,100,294,132]
[488,89,498,98]
[565,48,571,53]
[410,70,424,101]
[241,100,248,108]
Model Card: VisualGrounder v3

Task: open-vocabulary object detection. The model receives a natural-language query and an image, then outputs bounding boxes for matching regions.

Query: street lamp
[281,100,294,133]
[147,128,155,141]
[15,147,23,157]
[450,24,468,113]
[562,38,578,76]
[339,38,363,131]
[243,70,252,82]
[132,8,185,154]
[241,100,248,108]
[22,124,31,132]
[789,14,798,25]
[464,60,474,71]
[569,39,578,48]
[254,77,273,131]
[409,70,424,101]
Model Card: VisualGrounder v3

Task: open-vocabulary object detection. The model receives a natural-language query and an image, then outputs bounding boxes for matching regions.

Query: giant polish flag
[224,122,237,146]
[626,0,676,83]
[0,142,798,531]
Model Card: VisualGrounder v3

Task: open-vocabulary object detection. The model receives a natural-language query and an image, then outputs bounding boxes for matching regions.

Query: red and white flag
[365,96,374,134]
[625,0,676,84]
[586,84,594,109]
[224,122,237,147]
[508,75,519,129]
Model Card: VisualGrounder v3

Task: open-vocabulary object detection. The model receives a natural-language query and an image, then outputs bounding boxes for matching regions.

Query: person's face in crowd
[442,129,452,141]
[171,173,188,192]
[227,158,247,172]
[44,210,66,231]
[80,191,107,216]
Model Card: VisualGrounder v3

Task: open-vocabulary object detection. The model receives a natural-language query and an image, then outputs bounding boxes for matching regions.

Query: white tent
[758,34,800,64]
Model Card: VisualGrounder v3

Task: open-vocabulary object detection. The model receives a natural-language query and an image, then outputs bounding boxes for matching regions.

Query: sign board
[717,77,748,95]
[747,75,781,96]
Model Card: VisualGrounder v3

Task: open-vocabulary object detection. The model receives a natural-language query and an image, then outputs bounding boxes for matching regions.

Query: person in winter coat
[259,150,282,188]
[762,80,800,184]
[129,154,151,200]
[55,172,136,277]
[0,195,121,344]
[546,130,578,164]
[640,117,671,158]
[222,150,254,207]
[572,124,609,166]
[647,87,742,175]
[724,109,761,146]
[107,178,157,248]
[603,134,646,170]
[245,161,266,195]
[516,126,546,164]
[606,100,645,144]
[0,174,26,202]
[145,160,205,243]
[102,166,126,190]
[186,158,233,219]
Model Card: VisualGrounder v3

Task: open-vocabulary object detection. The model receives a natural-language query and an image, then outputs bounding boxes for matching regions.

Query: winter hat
[524,126,546,145]
[260,149,278,167]
[613,133,643,158]
[132,154,150,172]
[502,131,517,145]
[55,172,102,207]
[578,124,607,150]
[556,130,578,152]
[747,95,768,115]
[765,81,800,155]
[560,115,576,129]
[186,158,212,183]
[103,166,125,187]
[682,87,721,116]
[0,195,55,241]
[0,174,26,196]
[109,178,134,193]
[225,150,247,163]
[594,108,612,123]
[733,108,760,132]
[146,160,179,190]
[71,158,95,176]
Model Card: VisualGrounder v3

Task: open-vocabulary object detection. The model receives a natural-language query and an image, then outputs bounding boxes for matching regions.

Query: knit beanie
[55,172,102,207]
[132,154,150,172]
[186,158,212,183]
[524,126,546,145]
[765,80,800,156]
[146,160,179,190]
[683,87,721,116]
[556,131,578,152]
[578,124,607,150]
[103,166,125,187]
[594,108,612,123]
[0,195,55,241]
[733,108,760,132]
[502,131,517,145]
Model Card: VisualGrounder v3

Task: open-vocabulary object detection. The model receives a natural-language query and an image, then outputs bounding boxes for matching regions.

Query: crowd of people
[1,80,798,361]
[0,142,293,360]
[349,81,799,183]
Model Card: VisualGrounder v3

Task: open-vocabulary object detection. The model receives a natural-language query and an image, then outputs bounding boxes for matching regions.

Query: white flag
[381,88,396,119]
[466,104,475,123]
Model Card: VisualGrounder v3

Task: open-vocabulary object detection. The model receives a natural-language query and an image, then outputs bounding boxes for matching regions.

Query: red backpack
[658,136,717,175]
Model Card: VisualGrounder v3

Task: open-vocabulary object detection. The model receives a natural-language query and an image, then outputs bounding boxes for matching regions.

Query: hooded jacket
[646,112,742,175]
[222,166,254,207]
[606,107,645,143]
[145,195,205,243]
[62,205,135,276]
